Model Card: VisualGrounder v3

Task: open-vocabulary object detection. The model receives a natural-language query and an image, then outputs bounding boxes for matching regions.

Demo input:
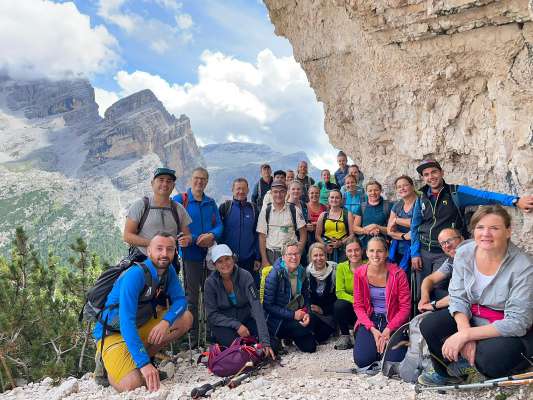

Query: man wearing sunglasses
[417,228,463,312]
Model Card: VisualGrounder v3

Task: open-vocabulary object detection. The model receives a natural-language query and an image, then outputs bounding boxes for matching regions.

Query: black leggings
[311,313,336,343]
[211,317,258,348]
[277,319,317,353]
[420,309,533,378]
[334,299,356,335]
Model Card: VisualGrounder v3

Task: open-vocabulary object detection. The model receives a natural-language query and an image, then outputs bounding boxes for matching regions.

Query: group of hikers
[91,151,533,393]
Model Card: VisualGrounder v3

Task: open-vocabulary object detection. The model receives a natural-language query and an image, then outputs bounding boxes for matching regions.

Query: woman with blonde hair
[419,205,533,386]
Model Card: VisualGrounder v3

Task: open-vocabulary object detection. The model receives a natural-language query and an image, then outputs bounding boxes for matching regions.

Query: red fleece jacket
[353,262,411,332]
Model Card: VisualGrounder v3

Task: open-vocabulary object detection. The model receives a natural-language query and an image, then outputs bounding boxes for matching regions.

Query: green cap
[153,167,176,181]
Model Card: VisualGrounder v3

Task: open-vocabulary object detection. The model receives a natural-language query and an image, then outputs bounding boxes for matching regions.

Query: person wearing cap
[410,159,533,301]
[260,170,287,210]
[123,167,192,262]
[251,164,273,209]
[204,244,275,359]
[257,180,307,266]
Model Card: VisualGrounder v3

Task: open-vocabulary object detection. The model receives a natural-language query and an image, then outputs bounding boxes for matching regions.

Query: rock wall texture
[264,0,533,249]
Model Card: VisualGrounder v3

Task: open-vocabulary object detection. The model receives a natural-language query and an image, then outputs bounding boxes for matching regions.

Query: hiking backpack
[137,196,181,234]
[320,209,349,239]
[199,337,263,377]
[448,184,477,238]
[80,261,167,329]
[398,313,432,383]
[265,203,299,238]
[219,200,258,225]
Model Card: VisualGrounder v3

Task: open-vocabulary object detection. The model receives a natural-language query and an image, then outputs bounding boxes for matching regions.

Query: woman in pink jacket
[352,237,411,368]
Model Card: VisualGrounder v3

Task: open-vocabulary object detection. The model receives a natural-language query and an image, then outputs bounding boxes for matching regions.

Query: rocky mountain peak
[0,78,100,125]
[104,89,169,122]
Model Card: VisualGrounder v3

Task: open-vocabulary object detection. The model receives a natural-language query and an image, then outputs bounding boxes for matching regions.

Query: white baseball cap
[211,244,233,263]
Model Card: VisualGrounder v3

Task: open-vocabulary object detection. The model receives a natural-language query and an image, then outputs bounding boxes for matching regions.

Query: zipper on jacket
[426,187,443,252]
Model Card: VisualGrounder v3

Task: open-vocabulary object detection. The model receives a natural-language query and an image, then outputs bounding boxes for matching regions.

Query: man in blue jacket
[410,159,533,299]
[93,233,192,393]
[173,167,223,347]
[219,177,260,285]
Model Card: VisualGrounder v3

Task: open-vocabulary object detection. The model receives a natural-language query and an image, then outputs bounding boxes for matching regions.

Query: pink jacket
[353,262,411,332]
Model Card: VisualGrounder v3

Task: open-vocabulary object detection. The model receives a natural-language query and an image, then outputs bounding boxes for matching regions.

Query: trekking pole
[415,378,533,393]
[484,371,533,384]
[190,376,230,399]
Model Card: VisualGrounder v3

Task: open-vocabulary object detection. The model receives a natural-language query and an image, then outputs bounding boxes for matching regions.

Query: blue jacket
[263,258,310,336]
[173,188,223,261]
[93,259,187,369]
[334,167,348,187]
[220,199,258,262]
[410,183,518,258]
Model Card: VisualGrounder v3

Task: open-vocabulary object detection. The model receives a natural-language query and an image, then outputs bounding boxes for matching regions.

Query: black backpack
[80,261,167,329]
[219,199,259,226]
[265,203,299,238]
[137,196,181,234]
[321,209,349,239]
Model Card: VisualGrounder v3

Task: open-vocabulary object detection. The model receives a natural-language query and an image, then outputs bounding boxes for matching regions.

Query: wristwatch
[430,300,437,311]
[512,197,520,207]
[401,233,406,240]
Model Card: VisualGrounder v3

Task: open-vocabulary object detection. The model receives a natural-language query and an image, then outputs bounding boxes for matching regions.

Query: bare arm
[123,218,150,247]
[297,228,307,254]
[315,213,326,244]
[351,213,365,235]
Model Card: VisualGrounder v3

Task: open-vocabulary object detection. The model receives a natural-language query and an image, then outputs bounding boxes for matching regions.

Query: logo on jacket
[443,200,448,206]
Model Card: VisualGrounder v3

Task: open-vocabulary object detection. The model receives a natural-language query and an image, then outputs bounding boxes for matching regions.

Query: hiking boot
[94,353,109,387]
[418,370,463,386]
[447,359,485,383]
[334,335,353,350]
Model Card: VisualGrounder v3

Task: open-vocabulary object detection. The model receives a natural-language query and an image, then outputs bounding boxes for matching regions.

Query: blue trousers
[353,313,407,368]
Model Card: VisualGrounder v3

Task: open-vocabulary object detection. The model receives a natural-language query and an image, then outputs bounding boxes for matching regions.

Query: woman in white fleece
[306,242,338,343]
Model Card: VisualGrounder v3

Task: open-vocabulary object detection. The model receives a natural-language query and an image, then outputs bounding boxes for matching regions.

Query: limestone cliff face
[0,77,100,126]
[84,89,204,186]
[264,0,533,249]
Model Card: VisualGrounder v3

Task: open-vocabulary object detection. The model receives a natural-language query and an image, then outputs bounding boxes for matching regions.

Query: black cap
[416,159,442,175]
[153,167,176,181]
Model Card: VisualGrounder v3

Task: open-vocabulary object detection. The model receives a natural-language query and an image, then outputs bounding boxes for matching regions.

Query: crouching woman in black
[263,240,317,353]
[204,244,275,359]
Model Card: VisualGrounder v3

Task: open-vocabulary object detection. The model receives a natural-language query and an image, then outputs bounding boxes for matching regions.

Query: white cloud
[94,87,120,117]
[175,13,193,30]
[110,49,337,167]
[98,0,193,53]
[97,0,138,32]
[0,0,119,80]
[154,0,182,12]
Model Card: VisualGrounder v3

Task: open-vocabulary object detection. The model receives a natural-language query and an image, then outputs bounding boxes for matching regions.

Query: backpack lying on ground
[200,337,264,377]
[398,312,432,383]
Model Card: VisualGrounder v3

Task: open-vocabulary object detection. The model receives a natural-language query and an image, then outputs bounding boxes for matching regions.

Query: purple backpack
[201,337,263,377]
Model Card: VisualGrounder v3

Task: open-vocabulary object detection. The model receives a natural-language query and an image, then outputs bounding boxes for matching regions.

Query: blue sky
[0,0,339,169]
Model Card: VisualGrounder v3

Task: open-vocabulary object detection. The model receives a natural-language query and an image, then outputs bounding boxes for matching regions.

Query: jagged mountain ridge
[0,77,204,260]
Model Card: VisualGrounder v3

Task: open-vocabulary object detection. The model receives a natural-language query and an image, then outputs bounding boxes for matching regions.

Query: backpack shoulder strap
[137,196,150,234]
[181,192,189,209]
[289,203,297,233]
[383,200,392,216]
[342,209,349,228]
[169,200,181,232]
[265,204,272,235]
[360,202,367,216]
[137,262,155,300]
[448,184,463,215]
[220,200,232,223]
[321,210,330,234]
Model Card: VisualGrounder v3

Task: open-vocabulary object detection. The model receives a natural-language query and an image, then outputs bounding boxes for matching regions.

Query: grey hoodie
[448,239,533,337]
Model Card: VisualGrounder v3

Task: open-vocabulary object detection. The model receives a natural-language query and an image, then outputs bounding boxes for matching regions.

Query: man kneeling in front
[93,232,193,392]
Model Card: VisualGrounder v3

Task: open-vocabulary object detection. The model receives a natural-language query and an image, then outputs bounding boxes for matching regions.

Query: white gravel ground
[1,342,531,400]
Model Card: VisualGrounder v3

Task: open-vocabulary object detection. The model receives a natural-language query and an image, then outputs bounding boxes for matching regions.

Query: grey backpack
[398,313,432,383]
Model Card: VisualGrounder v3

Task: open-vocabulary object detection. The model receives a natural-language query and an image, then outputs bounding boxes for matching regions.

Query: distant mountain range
[198,142,320,202]
[0,77,319,261]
